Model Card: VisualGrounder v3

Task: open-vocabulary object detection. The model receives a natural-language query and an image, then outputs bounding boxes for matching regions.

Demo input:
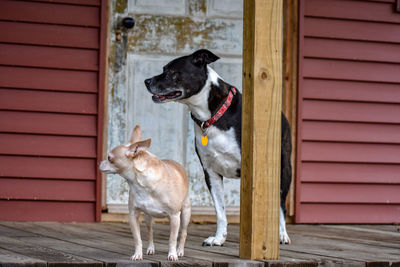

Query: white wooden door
[106,0,243,213]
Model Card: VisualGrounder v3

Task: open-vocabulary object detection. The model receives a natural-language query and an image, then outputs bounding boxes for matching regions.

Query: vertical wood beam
[240,0,283,260]
[97,0,109,222]
[283,0,299,222]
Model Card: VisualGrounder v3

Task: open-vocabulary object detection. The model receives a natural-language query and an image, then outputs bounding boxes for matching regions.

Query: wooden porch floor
[0,221,399,266]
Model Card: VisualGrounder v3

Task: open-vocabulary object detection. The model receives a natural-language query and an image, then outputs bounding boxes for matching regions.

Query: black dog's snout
[144,78,152,87]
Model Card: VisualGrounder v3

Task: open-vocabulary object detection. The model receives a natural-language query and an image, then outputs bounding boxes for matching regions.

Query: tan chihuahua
[99,125,191,261]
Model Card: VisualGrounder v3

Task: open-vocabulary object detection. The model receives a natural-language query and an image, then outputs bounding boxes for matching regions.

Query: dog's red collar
[191,87,237,130]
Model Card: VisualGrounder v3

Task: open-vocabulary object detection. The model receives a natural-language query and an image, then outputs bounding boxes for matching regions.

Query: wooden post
[240,0,283,261]
[283,0,299,223]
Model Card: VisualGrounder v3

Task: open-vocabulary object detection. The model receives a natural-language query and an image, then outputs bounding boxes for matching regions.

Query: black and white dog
[145,49,292,246]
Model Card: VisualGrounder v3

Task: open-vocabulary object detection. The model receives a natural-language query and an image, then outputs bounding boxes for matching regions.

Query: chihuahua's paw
[280,231,291,245]
[177,248,184,258]
[168,252,179,261]
[202,235,225,246]
[130,252,143,261]
[146,245,155,255]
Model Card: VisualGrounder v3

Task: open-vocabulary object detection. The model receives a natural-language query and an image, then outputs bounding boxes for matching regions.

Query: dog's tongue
[152,91,181,102]
[152,94,166,102]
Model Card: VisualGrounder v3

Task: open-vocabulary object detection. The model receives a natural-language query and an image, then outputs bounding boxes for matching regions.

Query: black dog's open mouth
[152,91,182,103]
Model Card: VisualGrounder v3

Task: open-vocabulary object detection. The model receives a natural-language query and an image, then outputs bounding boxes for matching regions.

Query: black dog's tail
[280,113,292,217]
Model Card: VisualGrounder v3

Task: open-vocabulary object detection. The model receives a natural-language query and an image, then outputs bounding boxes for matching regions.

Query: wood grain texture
[0,222,399,265]
[0,247,47,266]
[96,0,108,221]
[283,0,298,221]
[241,0,283,260]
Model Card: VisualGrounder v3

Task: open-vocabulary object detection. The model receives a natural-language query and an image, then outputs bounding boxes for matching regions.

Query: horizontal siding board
[303,100,400,123]
[0,89,97,114]
[304,38,400,64]
[0,66,97,92]
[301,162,400,184]
[30,0,100,6]
[305,0,400,24]
[0,1,99,27]
[302,79,400,103]
[0,0,102,222]
[0,21,99,49]
[0,201,95,222]
[0,133,96,158]
[369,0,395,3]
[303,58,400,83]
[0,111,97,136]
[304,17,400,43]
[300,183,400,204]
[301,141,400,164]
[298,203,400,223]
[0,178,96,202]
[297,0,400,224]
[302,121,400,144]
[0,156,96,180]
[0,44,99,71]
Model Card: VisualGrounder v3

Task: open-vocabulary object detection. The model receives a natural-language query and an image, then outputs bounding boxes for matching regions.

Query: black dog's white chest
[195,126,241,178]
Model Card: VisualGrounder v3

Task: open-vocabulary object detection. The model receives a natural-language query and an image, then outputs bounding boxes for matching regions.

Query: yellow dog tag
[201,136,208,146]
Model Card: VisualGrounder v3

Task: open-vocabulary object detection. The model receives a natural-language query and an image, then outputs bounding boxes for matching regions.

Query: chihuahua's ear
[129,125,142,144]
[125,138,152,158]
[191,49,219,67]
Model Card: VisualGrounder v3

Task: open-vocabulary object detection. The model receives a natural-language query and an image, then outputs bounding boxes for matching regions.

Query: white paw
[147,245,155,255]
[168,252,179,261]
[280,231,291,245]
[130,252,143,261]
[177,248,184,258]
[202,236,226,246]
[279,207,291,245]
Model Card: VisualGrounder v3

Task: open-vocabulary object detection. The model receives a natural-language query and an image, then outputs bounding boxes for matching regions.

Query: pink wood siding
[0,0,106,222]
[297,0,400,223]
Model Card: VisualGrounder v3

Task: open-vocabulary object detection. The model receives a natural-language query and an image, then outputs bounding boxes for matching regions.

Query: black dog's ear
[191,49,220,67]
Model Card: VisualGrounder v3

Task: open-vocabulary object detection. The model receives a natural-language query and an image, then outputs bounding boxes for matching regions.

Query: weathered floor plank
[0,247,47,267]
[0,235,101,265]
[285,228,400,262]
[0,222,399,267]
